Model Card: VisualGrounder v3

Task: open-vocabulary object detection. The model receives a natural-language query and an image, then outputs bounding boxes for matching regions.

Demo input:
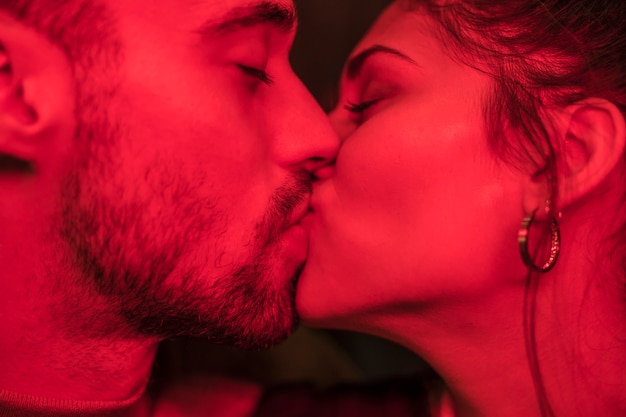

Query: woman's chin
[296,267,351,329]
[295,267,330,325]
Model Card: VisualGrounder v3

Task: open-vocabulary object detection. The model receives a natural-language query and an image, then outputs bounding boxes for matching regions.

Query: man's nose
[272,79,339,173]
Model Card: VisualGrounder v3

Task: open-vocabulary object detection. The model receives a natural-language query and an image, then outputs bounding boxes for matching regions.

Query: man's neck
[0,283,158,402]
[0,332,157,402]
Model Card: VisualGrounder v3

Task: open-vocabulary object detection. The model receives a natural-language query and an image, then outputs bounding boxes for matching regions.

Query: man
[0,0,338,415]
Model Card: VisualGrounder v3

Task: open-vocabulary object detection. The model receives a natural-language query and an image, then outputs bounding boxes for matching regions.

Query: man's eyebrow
[346,45,417,80]
[196,1,296,37]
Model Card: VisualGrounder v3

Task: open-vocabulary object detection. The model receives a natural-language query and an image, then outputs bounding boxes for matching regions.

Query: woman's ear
[522,98,625,216]
[0,12,75,166]
[556,98,625,209]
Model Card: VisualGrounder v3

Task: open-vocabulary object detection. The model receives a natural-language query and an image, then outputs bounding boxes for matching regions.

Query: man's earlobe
[0,45,39,115]
[556,98,626,209]
[0,16,75,165]
[0,43,38,162]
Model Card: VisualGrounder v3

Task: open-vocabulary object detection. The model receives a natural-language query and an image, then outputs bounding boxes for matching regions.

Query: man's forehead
[190,0,294,10]
[197,0,297,36]
[186,0,294,12]
[111,0,296,35]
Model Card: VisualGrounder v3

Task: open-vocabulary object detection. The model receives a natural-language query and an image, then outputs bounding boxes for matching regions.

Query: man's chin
[134,267,301,350]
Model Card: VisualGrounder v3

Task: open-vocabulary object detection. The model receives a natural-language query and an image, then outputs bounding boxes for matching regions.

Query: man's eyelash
[238,65,274,85]
[345,98,382,113]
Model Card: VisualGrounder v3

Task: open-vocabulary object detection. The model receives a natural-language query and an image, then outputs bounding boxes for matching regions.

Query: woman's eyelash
[345,98,382,113]
[238,65,274,85]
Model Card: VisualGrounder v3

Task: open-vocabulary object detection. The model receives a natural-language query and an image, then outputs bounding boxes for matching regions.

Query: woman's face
[297,1,530,327]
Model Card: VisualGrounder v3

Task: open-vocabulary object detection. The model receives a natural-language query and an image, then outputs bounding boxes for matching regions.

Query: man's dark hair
[2,0,120,68]
[1,0,123,154]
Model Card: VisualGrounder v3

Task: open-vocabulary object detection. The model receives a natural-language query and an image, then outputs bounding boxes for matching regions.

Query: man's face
[59,0,338,349]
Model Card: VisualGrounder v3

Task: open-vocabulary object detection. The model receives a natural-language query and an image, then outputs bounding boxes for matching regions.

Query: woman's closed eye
[345,98,384,124]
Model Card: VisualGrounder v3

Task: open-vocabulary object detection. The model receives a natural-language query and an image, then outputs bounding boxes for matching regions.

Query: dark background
[288,0,425,383]
[156,0,429,388]
[291,0,392,111]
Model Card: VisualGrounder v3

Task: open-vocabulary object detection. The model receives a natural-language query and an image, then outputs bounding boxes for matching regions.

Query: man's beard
[59,121,310,351]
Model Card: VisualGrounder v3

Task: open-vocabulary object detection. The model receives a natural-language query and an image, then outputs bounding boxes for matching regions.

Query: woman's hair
[409,0,626,415]
[413,0,626,256]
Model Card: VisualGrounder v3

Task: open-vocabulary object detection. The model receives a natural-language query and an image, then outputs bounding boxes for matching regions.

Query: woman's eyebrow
[346,45,417,80]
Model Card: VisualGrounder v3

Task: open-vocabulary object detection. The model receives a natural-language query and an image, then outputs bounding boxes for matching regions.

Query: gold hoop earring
[518,209,561,272]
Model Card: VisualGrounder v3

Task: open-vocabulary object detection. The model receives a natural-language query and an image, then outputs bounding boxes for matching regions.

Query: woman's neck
[360,249,625,417]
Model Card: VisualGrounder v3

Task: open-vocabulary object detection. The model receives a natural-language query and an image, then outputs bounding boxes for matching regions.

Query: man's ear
[0,13,75,167]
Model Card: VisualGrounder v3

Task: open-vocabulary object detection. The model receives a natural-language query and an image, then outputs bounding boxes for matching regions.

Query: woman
[297,0,626,416]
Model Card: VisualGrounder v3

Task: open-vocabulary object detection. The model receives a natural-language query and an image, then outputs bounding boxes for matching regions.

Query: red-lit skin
[0,0,337,405]
[297,2,626,416]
